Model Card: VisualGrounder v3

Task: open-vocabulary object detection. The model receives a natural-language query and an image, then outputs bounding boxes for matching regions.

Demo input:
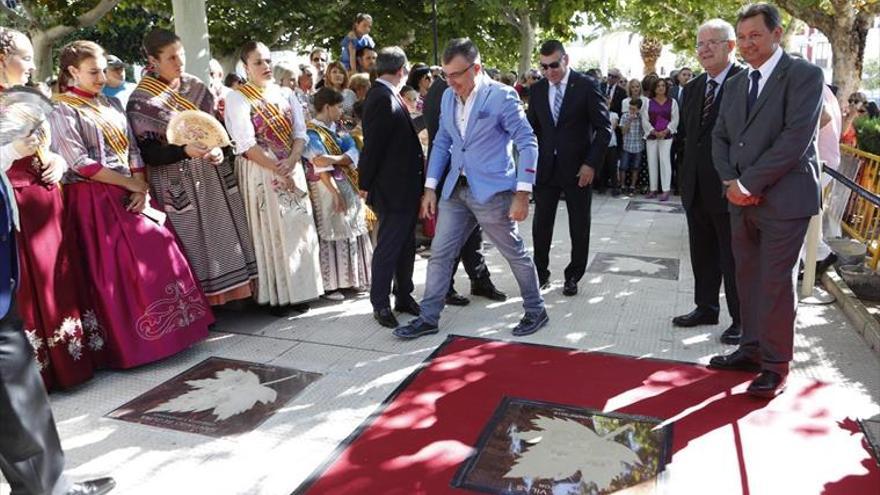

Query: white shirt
[748,45,783,99]
[547,68,571,116]
[608,112,619,147]
[707,62,734,99]
[454,74,486,139]
[738,46,784,196]
[224,83,307,155]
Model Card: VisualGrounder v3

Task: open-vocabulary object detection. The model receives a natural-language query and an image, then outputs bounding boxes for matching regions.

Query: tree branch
[39,0,121,43]
[862,0,880,16]
[775,0,834,35]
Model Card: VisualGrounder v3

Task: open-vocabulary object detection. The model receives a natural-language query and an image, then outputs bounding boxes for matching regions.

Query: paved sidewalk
[3,194,878,495]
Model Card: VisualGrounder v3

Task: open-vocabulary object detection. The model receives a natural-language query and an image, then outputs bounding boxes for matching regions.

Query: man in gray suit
[709,3,824,398]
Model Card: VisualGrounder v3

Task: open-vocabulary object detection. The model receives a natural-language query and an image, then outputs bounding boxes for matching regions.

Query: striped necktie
[701,79,718,128]
[552,82,563,124]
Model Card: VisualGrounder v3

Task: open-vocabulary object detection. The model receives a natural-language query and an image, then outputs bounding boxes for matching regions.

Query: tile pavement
[2,193,878,495]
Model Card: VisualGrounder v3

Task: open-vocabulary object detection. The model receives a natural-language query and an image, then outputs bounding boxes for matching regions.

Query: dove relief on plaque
[453,397,672,494]
[587,253,680,281]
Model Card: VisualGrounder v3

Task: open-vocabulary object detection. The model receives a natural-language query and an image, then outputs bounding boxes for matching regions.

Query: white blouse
[224,83,308,155]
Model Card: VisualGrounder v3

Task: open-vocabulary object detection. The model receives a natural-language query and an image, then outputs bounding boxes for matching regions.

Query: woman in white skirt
[303,88,373,301]
[224,41,323,313]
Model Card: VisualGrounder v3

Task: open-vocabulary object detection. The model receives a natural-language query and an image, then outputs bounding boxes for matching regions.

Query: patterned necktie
[701,79,718,128]
[746,70,761,115]
[552,82,563,124]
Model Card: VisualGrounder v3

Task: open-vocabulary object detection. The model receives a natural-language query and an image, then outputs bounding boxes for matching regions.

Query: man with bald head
[674,19,742,345]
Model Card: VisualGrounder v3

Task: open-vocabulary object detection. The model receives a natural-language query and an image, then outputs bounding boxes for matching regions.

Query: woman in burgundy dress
[49,40,213,369]
[0,28,103,389]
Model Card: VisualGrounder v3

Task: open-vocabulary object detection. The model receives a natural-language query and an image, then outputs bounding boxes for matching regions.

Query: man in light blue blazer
[393,38,548,339]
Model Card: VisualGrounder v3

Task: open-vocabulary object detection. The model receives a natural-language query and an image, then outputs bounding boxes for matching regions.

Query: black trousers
[596,146,620,191]
[448,225,491,295]
[0,300,65,495]
[685,190,740,323]
[532,181,592,283]
[369,207,418,310]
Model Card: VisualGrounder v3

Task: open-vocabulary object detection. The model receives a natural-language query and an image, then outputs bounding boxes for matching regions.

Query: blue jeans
[416,185,544,326]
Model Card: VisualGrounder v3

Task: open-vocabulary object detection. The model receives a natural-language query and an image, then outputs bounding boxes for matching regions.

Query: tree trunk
[827,15,869,111]
[517,11,535,77]
[30,30,56,83]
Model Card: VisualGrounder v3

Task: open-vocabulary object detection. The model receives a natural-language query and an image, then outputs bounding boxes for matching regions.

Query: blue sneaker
[393,320,439,339]
[512,310,549,336]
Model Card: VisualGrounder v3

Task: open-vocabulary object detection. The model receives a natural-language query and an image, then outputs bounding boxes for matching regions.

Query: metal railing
[837,145,880,269]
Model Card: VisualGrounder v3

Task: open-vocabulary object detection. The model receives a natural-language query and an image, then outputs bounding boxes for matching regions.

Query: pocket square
[476,110,492,120]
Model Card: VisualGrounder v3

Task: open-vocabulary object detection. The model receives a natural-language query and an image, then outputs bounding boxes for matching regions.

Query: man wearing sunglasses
[527,40,612,297]
[393,38,547,339]
[310,47,328,89]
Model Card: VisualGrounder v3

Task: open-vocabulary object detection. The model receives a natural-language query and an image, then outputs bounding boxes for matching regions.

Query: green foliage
[855,116,880,157]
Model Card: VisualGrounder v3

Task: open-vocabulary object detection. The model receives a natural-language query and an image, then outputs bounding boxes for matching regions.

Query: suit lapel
[463,80,493,145]
[743,54,790,130]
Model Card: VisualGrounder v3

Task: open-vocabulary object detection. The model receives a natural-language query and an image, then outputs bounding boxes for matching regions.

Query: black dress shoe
[512,310,549,336]
[672,308,719,327]
[747,370,787,398]
[373,308,399,328]
[393,320,439,339]
[66,477,116,495]
[720,323,742,345]
[562,279,578,296]
[446,291,470,306]
[393,298,421,316]
[471,279,507,301]
[538,277,551,290]
[268,305,291,317]
[708,349,761,372]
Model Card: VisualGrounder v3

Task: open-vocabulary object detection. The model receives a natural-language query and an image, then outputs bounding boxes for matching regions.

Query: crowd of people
[0,2,873,494]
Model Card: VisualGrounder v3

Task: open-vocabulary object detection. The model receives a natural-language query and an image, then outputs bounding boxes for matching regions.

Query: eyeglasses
[442,63,474,80]
[695,39,727,50]
[540,58,564,71]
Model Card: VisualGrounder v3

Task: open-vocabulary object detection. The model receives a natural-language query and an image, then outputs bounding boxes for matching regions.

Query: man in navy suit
[359,46,425,329]
[673,19,743,344]
[394,38,547,339]
[527,40,612,296]
[0,136,115,494]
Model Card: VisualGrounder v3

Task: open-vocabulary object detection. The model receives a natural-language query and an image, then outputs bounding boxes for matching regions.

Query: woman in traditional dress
[0,28,103,389]
[49,40,212,369]
[302,88,372,301]
[127,29,258,306]
[224,41,323,312]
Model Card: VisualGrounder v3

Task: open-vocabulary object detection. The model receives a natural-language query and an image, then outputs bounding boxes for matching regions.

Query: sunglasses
[849,99,861,104]
[312,57,327,63]
[540,61,562,70]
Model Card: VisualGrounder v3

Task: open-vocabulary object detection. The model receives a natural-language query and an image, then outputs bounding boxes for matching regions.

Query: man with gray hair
[673,18,743,345]
[359,46,425,329]
[393,38,547,339]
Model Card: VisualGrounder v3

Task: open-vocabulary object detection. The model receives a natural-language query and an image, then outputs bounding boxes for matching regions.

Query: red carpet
[294,336,880,494]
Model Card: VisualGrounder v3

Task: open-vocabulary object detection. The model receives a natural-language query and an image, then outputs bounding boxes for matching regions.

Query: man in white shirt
[394,38,546,339]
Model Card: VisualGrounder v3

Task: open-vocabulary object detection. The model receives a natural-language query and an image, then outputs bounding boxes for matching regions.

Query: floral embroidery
[135,282,208,341]
[24,329,47,370]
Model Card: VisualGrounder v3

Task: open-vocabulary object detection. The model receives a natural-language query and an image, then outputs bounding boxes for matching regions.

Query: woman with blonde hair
[323,61,357,115]
[224,41,323,313]
[50,40,212,368]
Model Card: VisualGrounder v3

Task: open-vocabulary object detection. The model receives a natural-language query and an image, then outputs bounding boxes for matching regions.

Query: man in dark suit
[359,46,425,328]
[422,76,507,306]
[0,137,115,494]
[528,40,612,296]
[710,3,824,398]
[601,68,627,115]
[673,19,743,345]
